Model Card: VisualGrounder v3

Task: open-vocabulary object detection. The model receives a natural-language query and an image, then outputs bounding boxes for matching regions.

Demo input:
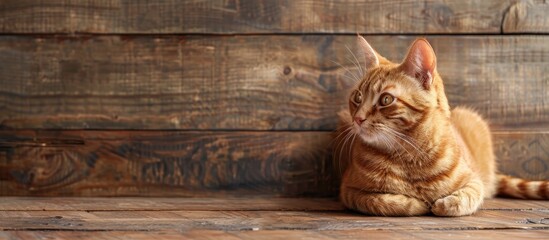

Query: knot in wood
[283,66,292,75]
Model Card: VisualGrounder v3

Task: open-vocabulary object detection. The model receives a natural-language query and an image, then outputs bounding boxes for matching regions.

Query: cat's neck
[411,112,457,166]
[372,108,458,167]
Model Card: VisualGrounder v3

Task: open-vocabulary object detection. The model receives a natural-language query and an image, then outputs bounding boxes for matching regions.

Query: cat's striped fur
[335,36,548,217]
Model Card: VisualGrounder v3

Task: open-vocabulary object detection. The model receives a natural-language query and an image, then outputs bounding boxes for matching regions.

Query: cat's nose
[354,117,366,125]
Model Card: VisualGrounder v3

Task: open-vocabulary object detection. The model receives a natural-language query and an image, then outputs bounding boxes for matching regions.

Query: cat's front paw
[431,195,472,217]
[431,195,461,216]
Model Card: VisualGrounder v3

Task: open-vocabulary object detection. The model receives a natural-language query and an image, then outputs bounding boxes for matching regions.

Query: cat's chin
[355,127,383,144]
[354,126,396,150]
[358,134,380,145]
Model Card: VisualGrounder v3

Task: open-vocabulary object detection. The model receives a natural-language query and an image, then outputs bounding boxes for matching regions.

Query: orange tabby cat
[335,36,549,217]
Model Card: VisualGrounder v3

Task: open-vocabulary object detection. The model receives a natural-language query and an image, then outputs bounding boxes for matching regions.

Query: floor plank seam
[421,226,549,231]
[2,226,549,232]
[0,229,155,232]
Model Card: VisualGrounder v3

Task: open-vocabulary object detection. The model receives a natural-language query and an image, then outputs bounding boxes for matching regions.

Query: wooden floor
[0,198,547,239]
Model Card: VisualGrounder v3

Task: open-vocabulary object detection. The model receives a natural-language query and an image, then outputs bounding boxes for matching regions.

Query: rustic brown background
[1,0,548,197]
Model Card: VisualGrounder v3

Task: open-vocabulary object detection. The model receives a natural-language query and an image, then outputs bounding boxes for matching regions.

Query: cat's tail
[496,174,549,199]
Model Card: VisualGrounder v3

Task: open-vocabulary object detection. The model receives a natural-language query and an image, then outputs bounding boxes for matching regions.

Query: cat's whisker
[338,130,355,169]
[345,55,362,78]
[333,126,354,175]
[346,56,363,84]
[340,132,357,177]
[347,134,358,169]
[334,135,347,175]
[392,135,421,163]
[335,122,352,130]
[345,44,364,77]
[379,126,429,163]
[383,132,407,161]
[384,128,430,163]
[330,60,361,83]
[376,135,394,192]
[390,130,429,157]
[379,128,410,160]
[331,126,353,146]
[340,74,360,83]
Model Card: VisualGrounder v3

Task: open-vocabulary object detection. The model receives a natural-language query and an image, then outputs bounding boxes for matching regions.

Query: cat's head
[348,36,450,145]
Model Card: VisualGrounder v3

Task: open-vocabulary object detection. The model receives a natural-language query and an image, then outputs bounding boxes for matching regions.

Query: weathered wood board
[0,197,546,211]
[0,197,344,211]
[0,130,335,196]
[0,0,545,34]
[503,0,549,33]
[1,198,548,240]
[1,130,547,197]
[2,229,549,240]
[1,35,548,130]
[1,206,548,231]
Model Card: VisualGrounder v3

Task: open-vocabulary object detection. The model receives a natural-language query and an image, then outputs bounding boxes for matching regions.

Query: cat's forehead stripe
[359,69,375,90]
[376,81,383,93]
[382,84,396,92]
[360,68,380,91]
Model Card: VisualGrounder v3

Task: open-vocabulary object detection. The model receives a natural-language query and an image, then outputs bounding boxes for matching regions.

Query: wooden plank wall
[1,0,548,196]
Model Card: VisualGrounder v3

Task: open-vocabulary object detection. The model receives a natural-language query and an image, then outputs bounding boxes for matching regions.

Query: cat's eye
[353,91,362,104]
[378,93,394,107]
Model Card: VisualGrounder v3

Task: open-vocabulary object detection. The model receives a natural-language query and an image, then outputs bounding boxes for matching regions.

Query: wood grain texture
[2,230,549,240]
[0,130,335,197]
[1,35,549,130]
[1,198,547,239]
[0,0,523,34]
[0,197,545,211]
[495,131,549,181]
[503,0,549,33]
[0,197,345,211]
[1,208,548,231]
[0,130,547,197]
[319,229,549,240]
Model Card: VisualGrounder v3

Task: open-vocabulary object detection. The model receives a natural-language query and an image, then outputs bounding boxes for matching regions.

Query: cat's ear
[400,38,436,90]
[357,35,379,70]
